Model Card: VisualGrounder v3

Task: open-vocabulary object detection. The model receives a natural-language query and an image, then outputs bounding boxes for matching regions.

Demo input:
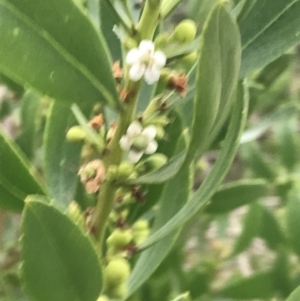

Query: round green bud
[109,283,128,299]
[117,162,134,180]
[97,296,110,301]
[133,229,150,244]
[66,126,86,142]
[124,36,138,50]
[173,19,197,43]
[133,220,149,231]
[155,126,165,140]
[104,258,130,287]
[131,136,148,152]
[179,51,198,66]
[107,229,133,249]
[106,165,118,181]
[144,153,168,170]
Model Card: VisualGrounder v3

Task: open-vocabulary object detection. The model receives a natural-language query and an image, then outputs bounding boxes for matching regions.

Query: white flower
[126,40,166,85]
[120,121,158,163]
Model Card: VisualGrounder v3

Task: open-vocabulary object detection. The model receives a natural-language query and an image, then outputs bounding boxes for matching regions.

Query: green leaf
[205,179,267,214]
[16,91,41,159]
[139,81,248,251]
[286,188,300,256]
[259,205,285,250]
[286,286,300,301]
[0,0,119,109]
[0,130,45,211]
[239,0,300,77]
[44,102,83,209]
[21,200,102,301]
[186,2,241,163]
[219,271,275,299]
[231,202,263,256]
[127,137,190,296]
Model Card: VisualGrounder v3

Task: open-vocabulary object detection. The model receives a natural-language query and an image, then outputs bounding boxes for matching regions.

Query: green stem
[90,0,162,255]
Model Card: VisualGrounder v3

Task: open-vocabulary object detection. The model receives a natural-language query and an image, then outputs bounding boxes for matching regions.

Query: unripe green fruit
[107,229,133,249]
[104,258,130,287]
[109,283,128,299]
[144,153,168,170]
[66,126,86,142]
[133,220,149,231]
[117,162,134,180]
[179,51,197,66]
[173,19,197,43]
[133,229,150,244]
[97,296,110,301]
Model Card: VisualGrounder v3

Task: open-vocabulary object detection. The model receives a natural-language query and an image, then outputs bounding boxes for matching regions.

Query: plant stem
[90,0,162,255]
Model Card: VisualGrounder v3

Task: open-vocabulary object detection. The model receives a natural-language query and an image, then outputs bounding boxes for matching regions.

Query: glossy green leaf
[286,188,300,256]
[286,286,300,301]
[239,0,300,77]
[0,130,45,211]
[205,179,267,214]
[16,91,41,159]
[0,0,119,109]
[139,81,248,251]
[21,200,102,301]
[186,2,241,163]
[44,102,83,209]
[219,271,274,299]
[231,202,262,256]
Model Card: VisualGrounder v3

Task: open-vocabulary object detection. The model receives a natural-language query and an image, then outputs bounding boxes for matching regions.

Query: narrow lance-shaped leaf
[239,0,300,77]
[285,286,300,301]
[0,130,45,211]
[0,0,120,109]
[44,101,83,209]
[139,81,248,250]
[21,200,103,301]
[185,2,241,164]
[205,179,267,214]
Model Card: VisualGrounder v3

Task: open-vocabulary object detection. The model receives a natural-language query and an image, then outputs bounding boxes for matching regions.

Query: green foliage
[21,200,102,301]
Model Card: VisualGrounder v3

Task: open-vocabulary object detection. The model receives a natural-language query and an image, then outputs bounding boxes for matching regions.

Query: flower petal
[127,121,142,137]
[145,140,158,154]
[128,150,144,163]
[153,51,166,67]
[144,66,161,85]
[120,135,131,150]
[129,63,146,82]
[126,48,140,65]
[139,40,154,54]
[142,125,157,141]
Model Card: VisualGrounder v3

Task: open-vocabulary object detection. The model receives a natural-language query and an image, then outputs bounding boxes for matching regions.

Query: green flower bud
[123,193,135,204]
[133,220,149,231]
[173,19,197,43]
[144,153,168,170]
[131,136,149,152]
[123,36,138,51]
[117,162,135,180]
[67,202,85,229]
[155,126,165,140]
[107,229,133,249]
[66,126,86,142]
[108,283,128,299]
[104,258,130,287]
[97,296,110,301]
[179,51,198,66]
[133,229,150,244]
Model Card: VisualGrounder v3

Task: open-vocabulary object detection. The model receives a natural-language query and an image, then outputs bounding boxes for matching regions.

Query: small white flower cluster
[126,40,166,85]
[120,121,158,163]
